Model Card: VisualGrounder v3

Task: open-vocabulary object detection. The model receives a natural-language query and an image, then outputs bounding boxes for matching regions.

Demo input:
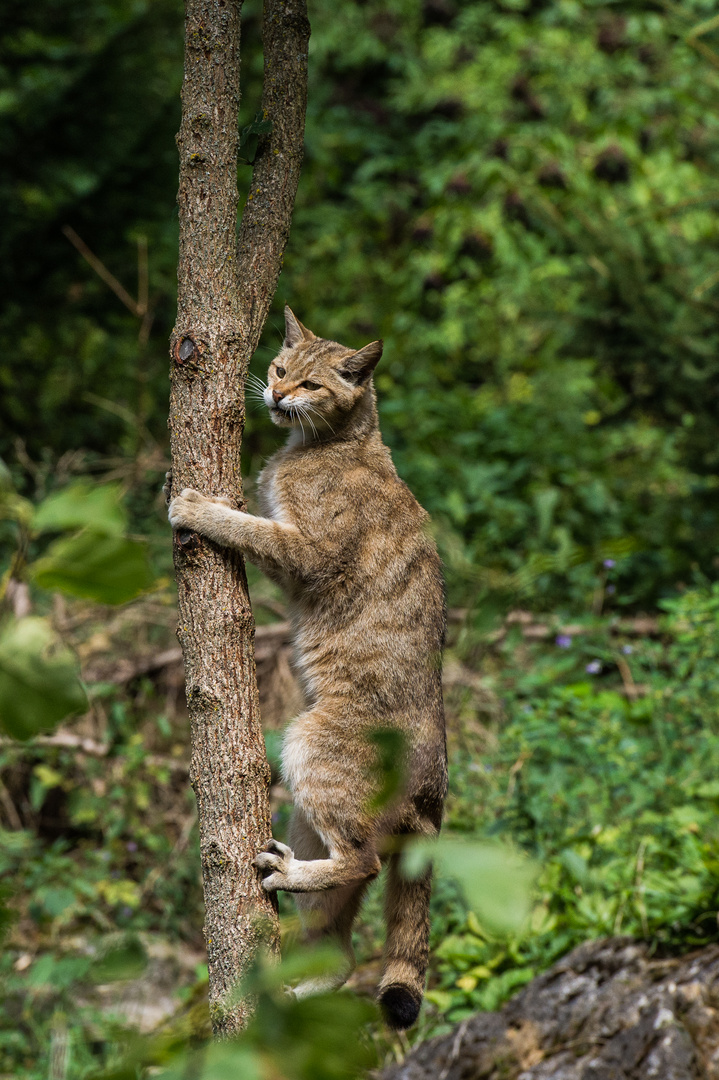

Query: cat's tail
[377,852,432,1030]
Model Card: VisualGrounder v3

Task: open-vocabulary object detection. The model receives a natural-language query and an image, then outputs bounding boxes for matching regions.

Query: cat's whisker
[287,405,306,443]
[296,403,318,440]
[246,376,268,394]
[305,403,334,436]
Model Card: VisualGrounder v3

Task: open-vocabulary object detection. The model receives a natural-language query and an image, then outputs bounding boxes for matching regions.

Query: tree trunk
[168,0,309,1037]
[381,937,719,1080]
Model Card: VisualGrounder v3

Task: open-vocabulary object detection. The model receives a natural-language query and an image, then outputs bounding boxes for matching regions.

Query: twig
[0,778,23,830]
[506,753,529,799]
[687,12,719,69]
[616,655,638,698]
[137,235,149,317]
[62,225,141,317]
[84,623,291,684]
[438,1018,470,1080]
[0,732,189,773]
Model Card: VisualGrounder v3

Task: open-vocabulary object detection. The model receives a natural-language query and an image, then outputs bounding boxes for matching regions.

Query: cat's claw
[253,839,295,892]
[266,839,293,857]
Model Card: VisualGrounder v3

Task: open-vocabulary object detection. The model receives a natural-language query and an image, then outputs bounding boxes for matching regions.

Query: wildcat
[167,307,447,1029]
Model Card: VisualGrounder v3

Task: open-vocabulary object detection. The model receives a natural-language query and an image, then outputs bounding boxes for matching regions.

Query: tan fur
[168,307,447,1027]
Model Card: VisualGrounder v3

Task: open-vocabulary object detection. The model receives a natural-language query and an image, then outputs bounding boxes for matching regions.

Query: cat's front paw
[162,470,173,506]
[168,487,210,532]
[253,839,295,892]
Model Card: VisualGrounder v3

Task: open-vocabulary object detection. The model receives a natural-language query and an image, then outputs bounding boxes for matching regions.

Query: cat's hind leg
[283,809,369,997]
[254,709,381,893]
[377,850,432,1030]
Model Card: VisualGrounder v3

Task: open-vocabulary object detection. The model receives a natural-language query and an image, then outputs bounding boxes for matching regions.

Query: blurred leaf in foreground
[90,935,148,983]
[30,529,154,604]
[238,941,378,1080]
[156,1042,261,1080]
[0,616,87,739]
[32,481,127,537]
[403,835,537,937]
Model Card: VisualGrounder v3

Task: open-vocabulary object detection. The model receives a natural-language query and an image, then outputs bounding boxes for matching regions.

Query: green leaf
[403,836,537,936]
[239,111,273,164]
[91,935,148,983]
[26,952,91,988]
[0,617,87,739]
[32,481,127,536]
[0,458,33,526]
[157,1045,261,1080]
[30,529,154,604]
[40,887,76,918]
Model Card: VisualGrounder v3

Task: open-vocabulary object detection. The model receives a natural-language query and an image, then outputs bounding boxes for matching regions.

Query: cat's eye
[275,365,286,378]
[301,381,321,391]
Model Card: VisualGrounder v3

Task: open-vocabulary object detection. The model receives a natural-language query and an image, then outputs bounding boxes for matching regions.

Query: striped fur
[168,307,447,1027]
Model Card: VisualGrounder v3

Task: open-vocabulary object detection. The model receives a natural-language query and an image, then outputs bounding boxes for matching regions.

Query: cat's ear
[338,340,384,385]
[284,306,316,348]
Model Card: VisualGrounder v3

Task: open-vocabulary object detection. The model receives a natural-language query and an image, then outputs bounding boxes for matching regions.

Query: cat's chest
[263,470,290,523]
[259,459,339,527]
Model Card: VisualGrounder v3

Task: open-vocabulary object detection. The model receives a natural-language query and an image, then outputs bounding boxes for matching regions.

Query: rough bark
[168,0,309,1037]
[381,938,719,1080]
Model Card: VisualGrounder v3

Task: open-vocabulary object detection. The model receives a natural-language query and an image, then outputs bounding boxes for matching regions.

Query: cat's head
[262,307,383,434]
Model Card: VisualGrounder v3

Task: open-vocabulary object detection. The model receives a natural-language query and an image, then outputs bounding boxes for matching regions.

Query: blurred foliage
[0,470,154,739]
[2,0,719,607]
[0,616,87,739]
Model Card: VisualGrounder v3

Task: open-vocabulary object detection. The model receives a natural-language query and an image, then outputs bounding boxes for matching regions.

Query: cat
[167,307,447,1029]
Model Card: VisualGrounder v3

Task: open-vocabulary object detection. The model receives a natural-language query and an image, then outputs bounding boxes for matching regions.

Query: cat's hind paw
[253,839,295,892]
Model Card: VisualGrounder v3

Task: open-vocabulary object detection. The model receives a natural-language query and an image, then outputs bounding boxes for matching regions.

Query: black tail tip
[379,985,422,1030]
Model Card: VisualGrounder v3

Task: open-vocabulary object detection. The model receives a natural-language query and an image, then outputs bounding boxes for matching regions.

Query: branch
[62,225,142,317]
[237,0,310,347]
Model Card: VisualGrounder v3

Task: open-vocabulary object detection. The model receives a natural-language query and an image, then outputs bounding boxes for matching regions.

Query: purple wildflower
[126,841,138,853]
[606,584,616,595]
[622,644,633,655]
[603,558,616,569]
[121,906,134,919]
[556,634,572,648]
[586,660,602,674]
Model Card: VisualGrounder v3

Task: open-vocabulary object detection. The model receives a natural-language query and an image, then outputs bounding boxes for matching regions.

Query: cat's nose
[272,389,285,404]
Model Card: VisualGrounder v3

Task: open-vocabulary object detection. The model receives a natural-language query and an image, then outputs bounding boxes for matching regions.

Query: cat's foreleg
[253,839,381,893]
[168,488,313,576]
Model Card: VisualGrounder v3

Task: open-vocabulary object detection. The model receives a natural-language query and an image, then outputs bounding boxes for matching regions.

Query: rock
[381,938,719,1080]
